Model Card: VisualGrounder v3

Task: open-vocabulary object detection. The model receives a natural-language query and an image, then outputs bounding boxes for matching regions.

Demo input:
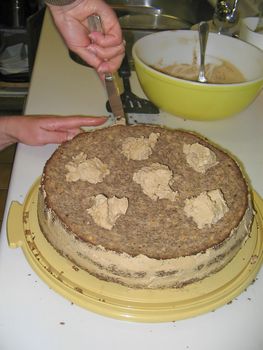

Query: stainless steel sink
[106,0,214,66]
[106,0,214,25]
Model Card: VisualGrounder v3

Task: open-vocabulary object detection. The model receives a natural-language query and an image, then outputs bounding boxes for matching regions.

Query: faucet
[213,0,240,36]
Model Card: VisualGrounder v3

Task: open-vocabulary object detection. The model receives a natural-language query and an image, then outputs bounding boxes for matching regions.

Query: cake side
[38,188,253,289]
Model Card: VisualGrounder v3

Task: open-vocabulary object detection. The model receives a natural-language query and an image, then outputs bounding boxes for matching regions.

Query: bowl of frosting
[132,29,263,121]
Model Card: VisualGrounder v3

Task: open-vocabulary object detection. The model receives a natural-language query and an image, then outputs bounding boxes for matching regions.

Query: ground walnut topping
[121,132,160,160]
[183,143,218,174]
[133,162,178,201]
[87,194,128,230]
[65,153,110,183]
[184,189,229,229]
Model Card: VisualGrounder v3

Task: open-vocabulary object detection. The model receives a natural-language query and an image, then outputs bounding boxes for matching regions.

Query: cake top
[41,125,249,259]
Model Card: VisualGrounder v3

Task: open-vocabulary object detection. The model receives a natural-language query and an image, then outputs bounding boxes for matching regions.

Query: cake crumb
[250,255,258,264]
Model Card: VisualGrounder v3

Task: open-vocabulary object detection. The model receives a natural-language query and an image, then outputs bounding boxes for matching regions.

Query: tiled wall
[0,144,16,230]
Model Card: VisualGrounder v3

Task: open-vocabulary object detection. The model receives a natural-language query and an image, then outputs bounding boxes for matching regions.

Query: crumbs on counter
[72,265,79,271]
[250,255,258,264]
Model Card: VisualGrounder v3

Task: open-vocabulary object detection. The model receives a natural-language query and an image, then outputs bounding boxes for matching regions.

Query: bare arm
[0,115,106,151]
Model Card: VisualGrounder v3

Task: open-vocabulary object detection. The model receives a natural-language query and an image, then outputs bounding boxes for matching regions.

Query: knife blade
[106,52,160,125]
[104,73,125,120]
[87,15,126,122]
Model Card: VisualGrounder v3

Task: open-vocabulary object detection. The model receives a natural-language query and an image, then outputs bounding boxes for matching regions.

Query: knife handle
[87,14,112,81]
[88,14,125,121]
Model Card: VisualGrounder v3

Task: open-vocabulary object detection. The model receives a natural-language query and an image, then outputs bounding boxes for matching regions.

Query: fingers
[73,46,103,70]
[86,37,125,73]
[22,116,108,146]
[88,29,123,48]
[32,129,81,146]
[97,57,124,75]
[87,40,125,61]
[87,32,125,73]
[40,116,107,132]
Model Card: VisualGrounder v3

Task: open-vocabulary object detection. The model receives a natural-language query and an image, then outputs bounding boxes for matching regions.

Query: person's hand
[0,115,107,150]
[47,0,125,75]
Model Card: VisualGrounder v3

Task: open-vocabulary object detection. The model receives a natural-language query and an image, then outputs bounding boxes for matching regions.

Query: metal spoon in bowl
[198,21,209,83]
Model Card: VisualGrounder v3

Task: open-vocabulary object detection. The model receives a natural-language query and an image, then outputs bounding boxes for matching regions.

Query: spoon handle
[198,21,209,83]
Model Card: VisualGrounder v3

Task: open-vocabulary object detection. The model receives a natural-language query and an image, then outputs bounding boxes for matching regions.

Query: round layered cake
[37,125,254,289]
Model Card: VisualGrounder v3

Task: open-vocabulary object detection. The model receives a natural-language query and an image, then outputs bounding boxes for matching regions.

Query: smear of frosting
[87,194,128,230]
[184,189,229,229]
[65,153,110,183]
[121,133,160,160]
[183,143,218,173]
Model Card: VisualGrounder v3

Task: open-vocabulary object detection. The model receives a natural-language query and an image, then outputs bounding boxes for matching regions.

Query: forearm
[0,117,19,151]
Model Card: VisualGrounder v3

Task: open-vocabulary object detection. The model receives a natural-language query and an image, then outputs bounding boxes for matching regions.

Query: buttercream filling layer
[38,191,253,289]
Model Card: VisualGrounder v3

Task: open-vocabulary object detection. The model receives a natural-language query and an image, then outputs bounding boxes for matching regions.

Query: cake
[37,125,254,289]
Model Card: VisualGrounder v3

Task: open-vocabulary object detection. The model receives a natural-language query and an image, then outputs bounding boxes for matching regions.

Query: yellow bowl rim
[132,31,263,88]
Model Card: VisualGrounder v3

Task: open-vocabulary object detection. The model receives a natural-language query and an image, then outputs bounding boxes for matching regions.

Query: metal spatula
[106,54,159,122]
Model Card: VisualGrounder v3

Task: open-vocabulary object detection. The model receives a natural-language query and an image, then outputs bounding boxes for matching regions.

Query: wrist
[0,116,19,150]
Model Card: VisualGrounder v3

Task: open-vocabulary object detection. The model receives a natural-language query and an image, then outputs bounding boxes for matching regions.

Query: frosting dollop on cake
[87,194,128,230]
[133,162,177,201]
[184,189,229,229]
[121,132,159,160]
[65,153,109,183]
[183,143,218,173]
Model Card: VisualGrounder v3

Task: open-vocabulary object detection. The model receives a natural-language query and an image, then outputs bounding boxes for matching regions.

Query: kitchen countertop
[0,10,263,350]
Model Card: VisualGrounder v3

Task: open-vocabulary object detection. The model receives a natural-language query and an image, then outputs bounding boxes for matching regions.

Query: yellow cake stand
[7,179,263,323]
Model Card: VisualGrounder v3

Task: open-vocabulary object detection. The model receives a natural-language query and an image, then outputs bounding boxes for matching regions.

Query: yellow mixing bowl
[132,30,263,121]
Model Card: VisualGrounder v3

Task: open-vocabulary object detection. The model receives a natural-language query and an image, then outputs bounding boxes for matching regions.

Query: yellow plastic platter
[7,179,263,323]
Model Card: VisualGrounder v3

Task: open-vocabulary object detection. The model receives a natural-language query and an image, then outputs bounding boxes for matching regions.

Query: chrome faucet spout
[213,0,240,35]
